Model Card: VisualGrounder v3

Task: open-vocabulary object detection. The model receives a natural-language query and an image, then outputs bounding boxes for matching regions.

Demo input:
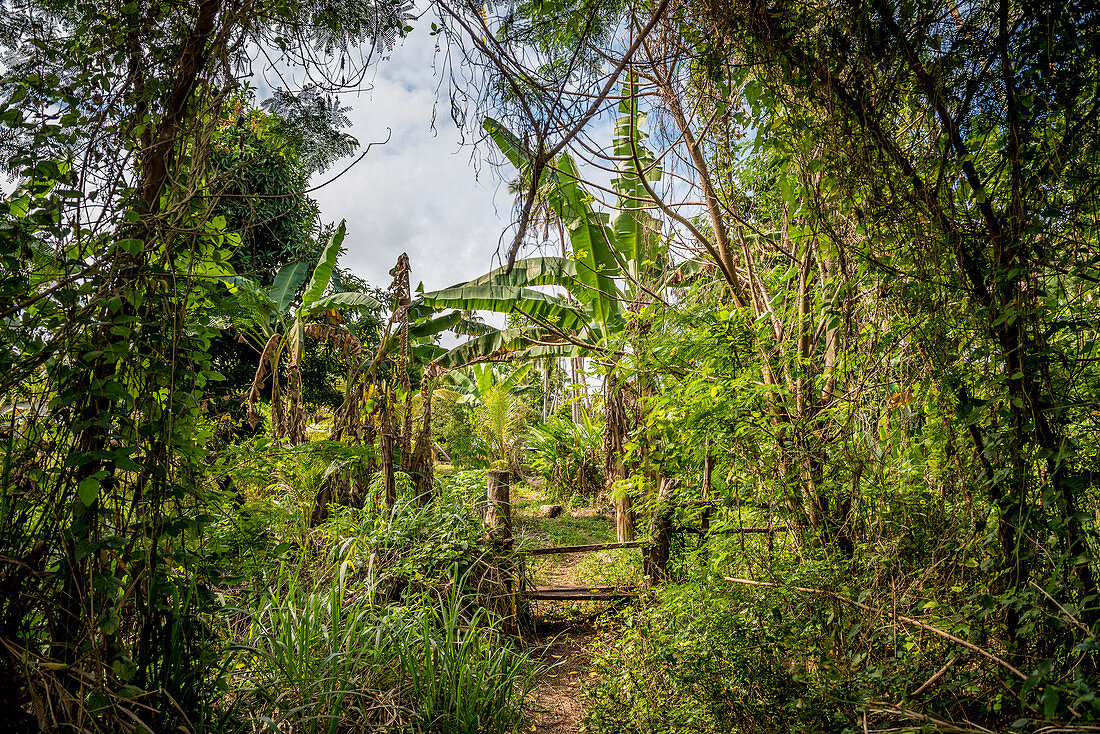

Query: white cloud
[309,29,515,293]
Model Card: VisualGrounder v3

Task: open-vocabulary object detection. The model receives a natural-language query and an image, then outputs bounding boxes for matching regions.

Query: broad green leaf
[410,311,461,340]
[419,284,588,333]
[301,220,346,309]
[434,327,588,369]
[77,476,99,506]
[473,363,496,395]
[481,116,618,330]
[447,369,478,394]
[463,256,577,289]
[498,362,533,391]
[307,290,381,313]
[612,78,662,282]
[270,260,309,315]
[555,155,621,329]
[484,117,536,174]
[411,343,446,363]
[433,327,533,369]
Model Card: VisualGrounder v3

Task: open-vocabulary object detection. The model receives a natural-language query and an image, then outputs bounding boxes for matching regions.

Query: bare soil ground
[525,617,597,734]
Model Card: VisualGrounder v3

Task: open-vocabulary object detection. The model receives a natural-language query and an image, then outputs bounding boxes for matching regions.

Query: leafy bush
[528,412,604,504]
[585,583,852,734]
[433,395,487,468]
[438,468,491,519]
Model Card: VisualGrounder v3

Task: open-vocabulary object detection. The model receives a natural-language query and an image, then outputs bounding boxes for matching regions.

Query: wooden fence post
[485,470,512,545]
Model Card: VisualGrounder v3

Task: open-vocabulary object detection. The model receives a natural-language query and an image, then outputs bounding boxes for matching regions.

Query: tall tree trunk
[409,381,435,505]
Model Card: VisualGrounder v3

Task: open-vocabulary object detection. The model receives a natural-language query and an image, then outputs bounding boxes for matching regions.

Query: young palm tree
[475,381,529,473]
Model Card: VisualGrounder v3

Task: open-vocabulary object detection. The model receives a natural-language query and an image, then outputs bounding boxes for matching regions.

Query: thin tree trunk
[605,374,635,542]
[486,470,512,545]
[381,392,396,509]
[643,477,677,584]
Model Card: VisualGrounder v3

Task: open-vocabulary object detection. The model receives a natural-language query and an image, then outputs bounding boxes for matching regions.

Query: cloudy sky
[302,29,515,295]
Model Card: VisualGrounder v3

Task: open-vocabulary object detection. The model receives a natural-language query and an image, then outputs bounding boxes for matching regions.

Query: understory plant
[528,412,604,504]
[224,500,532,733]
[584,578,851,734]
[398,584,535,734]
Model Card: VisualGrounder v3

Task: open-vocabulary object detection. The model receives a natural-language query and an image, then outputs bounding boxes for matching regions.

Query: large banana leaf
[433,328,529,369]
[307,291,381,313]
[269,260,310,315]
[434,326,588,369]
[448,369,477,394]
[412,342,446,363]
[483,117,620,330]
[463,256,577,289]
[301,220,346,309]
[611,78,663,282]
[552,155,621,331]
[497,361,533,391]
[418,284,589,333]
[484,117,547,183]
[409,310,465,340]
[456,103,663,368]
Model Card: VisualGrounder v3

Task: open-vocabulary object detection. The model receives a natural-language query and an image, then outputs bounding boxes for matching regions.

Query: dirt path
[525,619,596,734]
[516,499,613,734]
[523,548,601,734]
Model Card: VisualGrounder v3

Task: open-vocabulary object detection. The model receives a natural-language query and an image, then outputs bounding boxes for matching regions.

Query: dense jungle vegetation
[1,0,1099,732]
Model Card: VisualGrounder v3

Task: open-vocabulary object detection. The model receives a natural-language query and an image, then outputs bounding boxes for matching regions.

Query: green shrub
[585,583,852,734]
[438,468,490,518]
[433,394,487,468]
[226,501,531,733]
[528,413,604,504]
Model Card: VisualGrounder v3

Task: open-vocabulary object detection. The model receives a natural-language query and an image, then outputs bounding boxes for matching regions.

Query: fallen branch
[865,702,998,734]
[909,655,958,697]
[723,576,1025,680]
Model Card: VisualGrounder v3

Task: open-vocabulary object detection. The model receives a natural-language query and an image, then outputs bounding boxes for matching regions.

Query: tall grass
[235,561,391,733]
[398,579,536,734]
[230,541,534,733]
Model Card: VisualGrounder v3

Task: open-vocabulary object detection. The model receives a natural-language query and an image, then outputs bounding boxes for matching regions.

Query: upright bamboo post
[485,470,512,545]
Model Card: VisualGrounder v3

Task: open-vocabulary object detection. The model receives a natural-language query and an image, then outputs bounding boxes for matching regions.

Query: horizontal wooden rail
[519,540,644,556]
[672,526,789,535]
[524,584,639,601]
[677,499,773,509]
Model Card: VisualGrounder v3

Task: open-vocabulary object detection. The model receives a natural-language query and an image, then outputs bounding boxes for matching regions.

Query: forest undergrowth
[3,1,1100,732]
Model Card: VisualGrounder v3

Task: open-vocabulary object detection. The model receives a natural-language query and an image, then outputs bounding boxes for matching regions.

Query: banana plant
[418,80,666,541]
[418,77,663,368]
[439,362,534,407]
[220,221,381,442]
